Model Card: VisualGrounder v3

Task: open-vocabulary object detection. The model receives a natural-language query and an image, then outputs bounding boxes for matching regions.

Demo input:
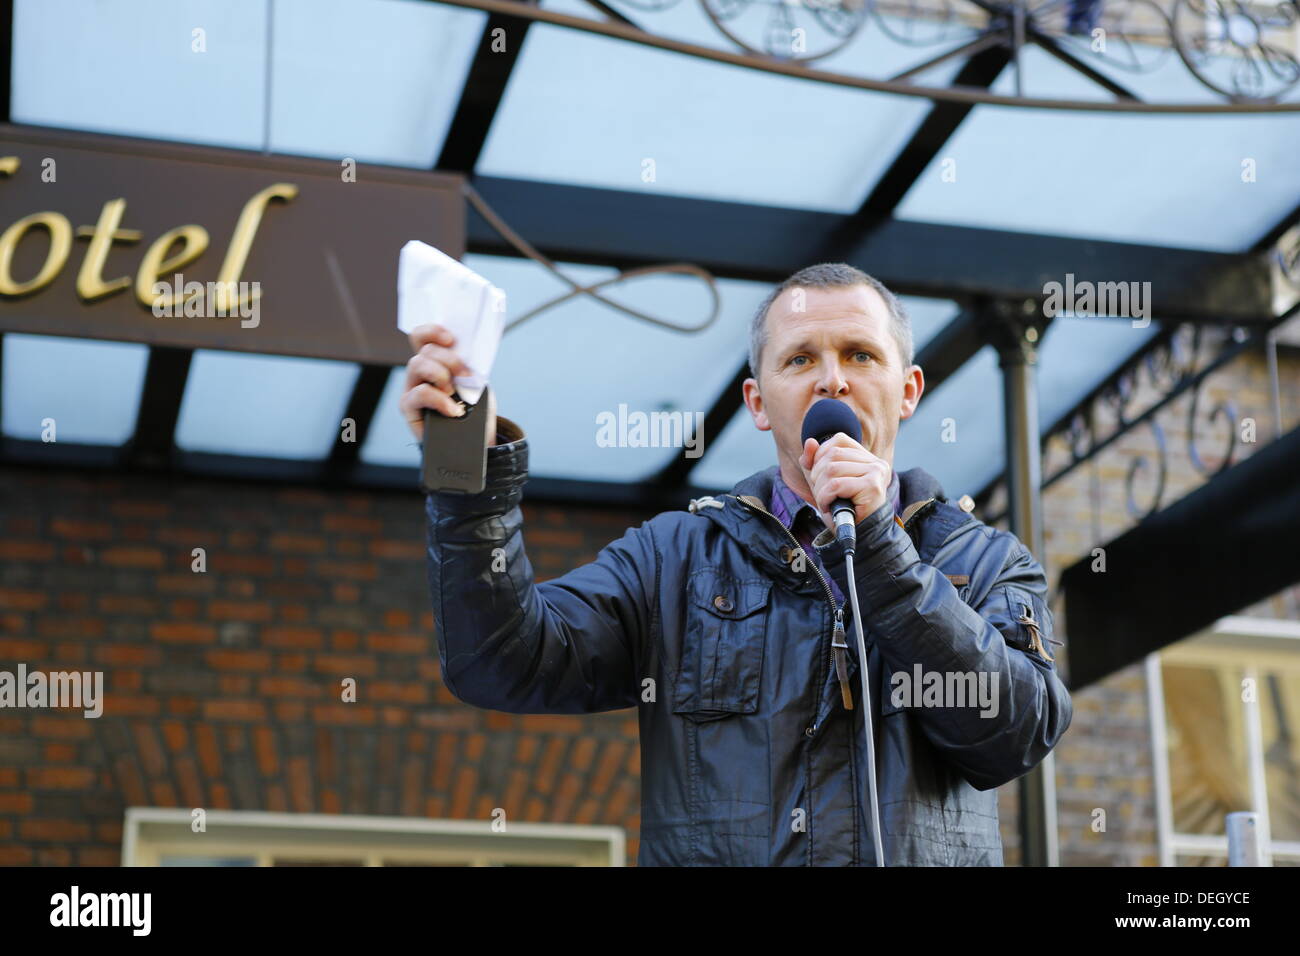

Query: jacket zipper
[734,496,851,717]
[735,494,942,723]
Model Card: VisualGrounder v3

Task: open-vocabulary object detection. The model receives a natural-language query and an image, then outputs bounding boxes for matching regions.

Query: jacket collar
[729,464,946,515]
[691,463,949,589]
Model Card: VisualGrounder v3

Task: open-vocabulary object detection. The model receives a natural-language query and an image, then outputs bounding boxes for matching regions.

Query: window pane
[1260,671,1300,843]
[1174,854,1227,867]
[1163,664,1252,836]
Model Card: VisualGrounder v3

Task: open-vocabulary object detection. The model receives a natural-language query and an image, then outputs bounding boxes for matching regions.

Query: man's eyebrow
[776,336,886,359]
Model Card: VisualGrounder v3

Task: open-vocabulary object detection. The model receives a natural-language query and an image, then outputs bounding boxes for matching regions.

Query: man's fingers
[404,345,471,394]
[407,323,455,354]
[401,383,466,436]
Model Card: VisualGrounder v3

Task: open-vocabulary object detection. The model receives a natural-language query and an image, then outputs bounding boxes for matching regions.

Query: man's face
[741,284,924,494]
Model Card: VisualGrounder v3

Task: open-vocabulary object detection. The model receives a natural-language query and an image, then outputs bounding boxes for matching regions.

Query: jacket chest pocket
[672,569,771,721]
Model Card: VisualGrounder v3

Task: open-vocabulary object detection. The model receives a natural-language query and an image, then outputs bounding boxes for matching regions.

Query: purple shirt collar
[769,466,901,533]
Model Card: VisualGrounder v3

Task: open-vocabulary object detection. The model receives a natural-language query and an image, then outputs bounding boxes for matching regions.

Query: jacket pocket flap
[687,569,771,619]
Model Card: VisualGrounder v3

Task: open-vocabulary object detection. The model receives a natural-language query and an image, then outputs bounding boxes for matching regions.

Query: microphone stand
[833,504,886,868]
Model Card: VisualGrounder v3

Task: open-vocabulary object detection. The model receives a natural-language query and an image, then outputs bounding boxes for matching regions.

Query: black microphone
[800,398,862,552]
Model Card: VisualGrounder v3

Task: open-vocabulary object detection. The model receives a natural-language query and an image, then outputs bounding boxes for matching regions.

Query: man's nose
[816,361,848,396]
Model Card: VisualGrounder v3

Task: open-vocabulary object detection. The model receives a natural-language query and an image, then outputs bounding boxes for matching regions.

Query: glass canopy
[3,0,1292,502]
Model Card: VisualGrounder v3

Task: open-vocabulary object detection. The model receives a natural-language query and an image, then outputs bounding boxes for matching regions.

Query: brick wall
[0,474,652,865]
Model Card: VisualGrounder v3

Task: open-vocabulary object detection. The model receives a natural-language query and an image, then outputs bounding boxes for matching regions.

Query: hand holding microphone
[798,398,891,547]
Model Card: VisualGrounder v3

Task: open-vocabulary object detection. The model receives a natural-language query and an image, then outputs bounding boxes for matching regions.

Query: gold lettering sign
[0,156,296,311]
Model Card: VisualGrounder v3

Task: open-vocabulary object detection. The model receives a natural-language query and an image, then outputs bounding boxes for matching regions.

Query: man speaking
[402,262,1073,866]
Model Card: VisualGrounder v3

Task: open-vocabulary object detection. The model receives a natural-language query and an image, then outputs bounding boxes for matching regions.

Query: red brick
[50,518,114,540]
[110,500,168,520]
[96,821,123,842]
[331,630,360,651]
[111,671,142,692]
[278,652,308,672]
[333,582,361,603]
[98,594,160,614]
[36,617,104,639]
[53,643,86,663]
[32,716,93,740]
[382,610,412,630]
[79,847,122,866]
[313,560,378,581]
[0,637,47,657]
[97,645,160,666]
[167,600,201,622]
[0,793,33,812]
[194,725,221,777]
[253,726,278,775]
[162,720,188,752]
[208,599,274,621]
[103,695,162,716]
[520,715,584,734]
[268,533,327,554]
[0,540,55,560]
[263,627,323,649]
[156,573,217,594]
[218,675,251,695]
[288,756,312,812]
[273,701,306,721]
[206,649,272,671]
[151,621,216,644]
[0,589,47,611]
[26,767,95,789]
[258,676,322,698]
[43,743,75,762]
[323,513,382,534]
[365,633,426,654]
[153,526,211,546]
[167,697,197,716]
[369,540,421,559]
[202,700,267,721]
[150,781,178,806]
[314,654,376,677]
[0,847,33,864]
[100,546,165,569]
[311,703,375,725]
[212,554,276,575]
[366,686,431,707]
[570,738,597,772]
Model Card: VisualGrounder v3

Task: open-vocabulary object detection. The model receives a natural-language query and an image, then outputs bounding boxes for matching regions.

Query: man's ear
[899,364,925,422]
[742,377,771,432]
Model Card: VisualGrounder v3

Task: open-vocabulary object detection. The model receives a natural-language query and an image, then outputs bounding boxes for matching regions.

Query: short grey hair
[748,262,913,381]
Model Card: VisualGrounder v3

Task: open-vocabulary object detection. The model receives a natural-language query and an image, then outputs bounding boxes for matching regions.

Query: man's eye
[853,351,872,362]
[789,355,809,366]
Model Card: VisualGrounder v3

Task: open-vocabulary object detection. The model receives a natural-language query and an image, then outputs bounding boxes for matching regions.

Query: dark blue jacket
[424,421,1073,865]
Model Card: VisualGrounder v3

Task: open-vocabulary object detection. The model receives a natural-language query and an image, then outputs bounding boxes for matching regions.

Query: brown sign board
[0,123,465,366]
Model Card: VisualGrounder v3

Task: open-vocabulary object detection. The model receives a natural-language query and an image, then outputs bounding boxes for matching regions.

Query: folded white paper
[397,240,505,406]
